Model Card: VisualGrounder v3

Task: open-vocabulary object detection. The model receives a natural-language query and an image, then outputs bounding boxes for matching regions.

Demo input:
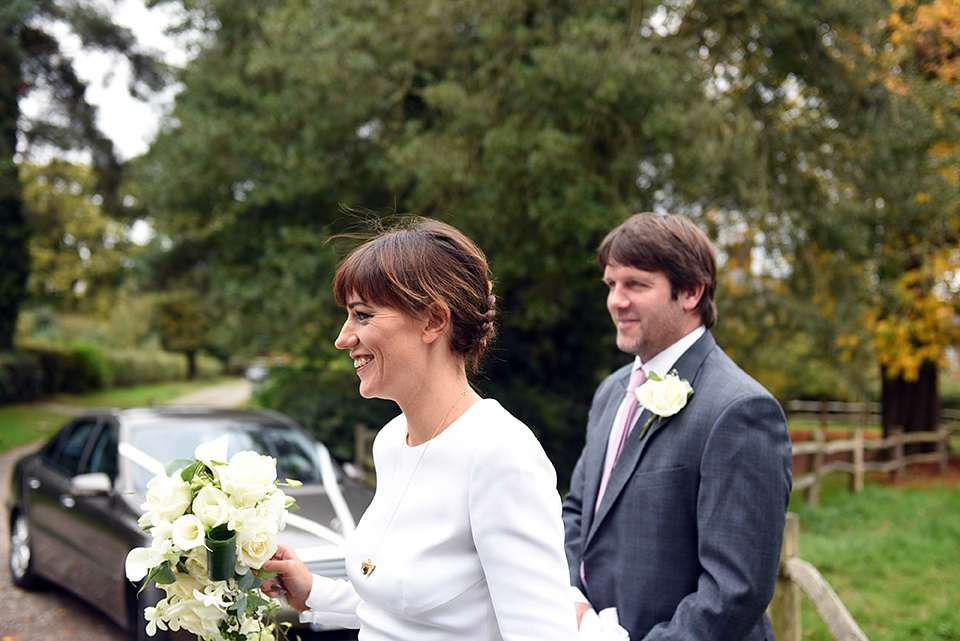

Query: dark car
[7,406,373,641]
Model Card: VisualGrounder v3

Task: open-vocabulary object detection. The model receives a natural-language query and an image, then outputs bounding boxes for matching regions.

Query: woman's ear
[422,302,450,344]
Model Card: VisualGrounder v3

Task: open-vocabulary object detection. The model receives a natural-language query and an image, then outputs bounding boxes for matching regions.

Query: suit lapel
[586,331,717,544]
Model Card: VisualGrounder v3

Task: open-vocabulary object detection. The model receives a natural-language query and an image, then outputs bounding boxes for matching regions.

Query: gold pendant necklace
[361,388,469,577]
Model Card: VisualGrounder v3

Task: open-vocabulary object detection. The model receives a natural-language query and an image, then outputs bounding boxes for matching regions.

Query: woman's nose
[334,321,356,350]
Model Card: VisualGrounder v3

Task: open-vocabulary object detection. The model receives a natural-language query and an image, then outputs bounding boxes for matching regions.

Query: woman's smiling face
[334,293,429,403]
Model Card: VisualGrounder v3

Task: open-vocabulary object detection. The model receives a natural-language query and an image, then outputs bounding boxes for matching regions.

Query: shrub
[0,351,43,403]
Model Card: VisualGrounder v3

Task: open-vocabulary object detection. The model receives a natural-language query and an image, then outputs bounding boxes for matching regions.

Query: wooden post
[891,425,905,483]
[851,428,864,493]
[806,427,825,507]
[937,424,948,475]
[354,422,374,473]
[770,513,801,641]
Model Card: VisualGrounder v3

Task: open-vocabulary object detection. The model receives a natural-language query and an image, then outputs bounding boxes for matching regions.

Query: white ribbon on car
[118,441,348,546]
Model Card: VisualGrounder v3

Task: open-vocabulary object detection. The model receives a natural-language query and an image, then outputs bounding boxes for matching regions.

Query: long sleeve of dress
[468,419,579,641]
[299,575,363,629]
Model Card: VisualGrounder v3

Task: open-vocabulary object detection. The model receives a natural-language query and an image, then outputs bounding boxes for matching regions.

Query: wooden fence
[787,401,960,506]
[769,513,869,641]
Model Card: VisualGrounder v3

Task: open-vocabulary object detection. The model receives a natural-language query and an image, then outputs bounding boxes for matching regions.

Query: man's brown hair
[598,213,717,328]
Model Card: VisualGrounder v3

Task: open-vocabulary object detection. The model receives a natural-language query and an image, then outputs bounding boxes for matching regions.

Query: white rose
[234,509,278,569]
[182,547,213,583]
[140,471,192,526]
[192,485,236,529]
[215,451,277,506]
[172,514,207,551]
[164,595,223,640]
[635,372,694,418]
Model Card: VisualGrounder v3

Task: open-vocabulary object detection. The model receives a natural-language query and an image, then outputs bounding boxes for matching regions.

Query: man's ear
[680,283,705,312]
[422,302,451,344]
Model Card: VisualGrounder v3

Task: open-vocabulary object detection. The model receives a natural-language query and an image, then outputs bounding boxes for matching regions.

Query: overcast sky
[20,0,186,161]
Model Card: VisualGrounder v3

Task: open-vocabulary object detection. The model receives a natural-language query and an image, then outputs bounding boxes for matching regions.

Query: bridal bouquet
[125,436,299,641]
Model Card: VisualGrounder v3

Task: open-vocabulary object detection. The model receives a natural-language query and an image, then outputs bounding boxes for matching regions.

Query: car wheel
[9,510,45,590]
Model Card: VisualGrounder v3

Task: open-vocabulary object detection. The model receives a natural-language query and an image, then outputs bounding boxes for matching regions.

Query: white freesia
[215,451,277,506]
[256,489,288,529]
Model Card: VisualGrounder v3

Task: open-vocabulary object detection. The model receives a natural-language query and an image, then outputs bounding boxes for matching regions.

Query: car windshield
[130,419,323,494]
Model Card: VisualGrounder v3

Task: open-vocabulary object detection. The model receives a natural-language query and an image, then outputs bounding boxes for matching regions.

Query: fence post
[805,427,825,507]
[354,422,374,473]
[937,424,948,475]
[891,425,905,483]
[770,513,801,641]
[851,428,864,493]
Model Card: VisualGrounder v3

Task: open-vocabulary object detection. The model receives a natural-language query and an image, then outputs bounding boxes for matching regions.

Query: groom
[562,213,793,640]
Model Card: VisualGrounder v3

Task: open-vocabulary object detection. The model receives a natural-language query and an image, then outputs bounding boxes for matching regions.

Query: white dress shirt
[300,398,578,641]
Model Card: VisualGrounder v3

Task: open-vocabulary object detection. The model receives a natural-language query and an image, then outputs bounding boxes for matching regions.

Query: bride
[261,218,578,641]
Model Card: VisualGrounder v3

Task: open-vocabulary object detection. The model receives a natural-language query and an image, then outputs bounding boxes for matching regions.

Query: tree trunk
[880,360,939,454]
[0,19,29,351]
[185,350,198,380]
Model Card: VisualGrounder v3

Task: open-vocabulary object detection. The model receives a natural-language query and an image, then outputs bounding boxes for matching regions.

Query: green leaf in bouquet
[148,560,177,585]
[237,570,263,591]
[164,459,195,477]
[178,460,204,482]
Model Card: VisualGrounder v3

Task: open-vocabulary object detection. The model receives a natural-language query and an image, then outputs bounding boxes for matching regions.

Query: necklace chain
[360,388,469,577]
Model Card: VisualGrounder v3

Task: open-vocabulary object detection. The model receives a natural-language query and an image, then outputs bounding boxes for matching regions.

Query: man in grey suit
[562,213,793,640]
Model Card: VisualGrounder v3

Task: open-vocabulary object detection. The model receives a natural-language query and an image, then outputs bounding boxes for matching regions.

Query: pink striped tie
[595,367,647,513]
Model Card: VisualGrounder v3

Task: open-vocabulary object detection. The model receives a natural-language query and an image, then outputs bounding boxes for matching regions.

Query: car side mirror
[70,472,113,496]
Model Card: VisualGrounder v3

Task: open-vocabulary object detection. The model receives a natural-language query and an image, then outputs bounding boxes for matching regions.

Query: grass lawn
[0,377,234,453]
[788,474,960,641]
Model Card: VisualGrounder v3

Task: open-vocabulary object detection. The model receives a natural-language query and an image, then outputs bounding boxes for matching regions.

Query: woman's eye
[355,311,372,321]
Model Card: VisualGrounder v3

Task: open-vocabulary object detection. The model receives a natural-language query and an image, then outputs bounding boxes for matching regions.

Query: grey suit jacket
[562,330,793,641]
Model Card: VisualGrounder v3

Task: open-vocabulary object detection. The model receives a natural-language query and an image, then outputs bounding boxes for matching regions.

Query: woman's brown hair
[333,218,497,369]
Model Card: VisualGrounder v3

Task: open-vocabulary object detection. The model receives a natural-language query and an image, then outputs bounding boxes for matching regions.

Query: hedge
[0,344,223,405]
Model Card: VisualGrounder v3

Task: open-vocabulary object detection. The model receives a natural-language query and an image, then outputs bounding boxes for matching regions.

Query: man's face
[603,261,701,362]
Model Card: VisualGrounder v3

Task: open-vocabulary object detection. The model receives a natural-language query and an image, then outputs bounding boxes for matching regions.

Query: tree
[138,0,960,477]
[155,292,211,379]
[0,0,168,349]
[21,161,141,315]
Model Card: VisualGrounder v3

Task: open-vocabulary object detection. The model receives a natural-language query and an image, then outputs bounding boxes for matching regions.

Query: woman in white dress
[261,218,578,641]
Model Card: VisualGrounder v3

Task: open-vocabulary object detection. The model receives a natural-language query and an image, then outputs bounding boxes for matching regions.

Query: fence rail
[769,514,869,641]
[787,400,959,506]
